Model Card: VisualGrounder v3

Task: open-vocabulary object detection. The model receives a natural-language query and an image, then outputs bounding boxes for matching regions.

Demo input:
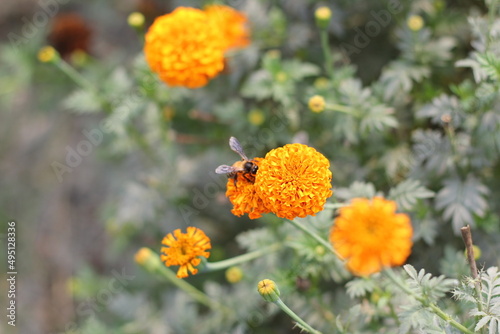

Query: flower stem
[320,28,334,79]
[325,103,356,115]
[286,219,344,261]
[383,268,474,334]
[144,250,230,313]
[203,243,281,272]
[275,298,323,334]
[54,58,96,93]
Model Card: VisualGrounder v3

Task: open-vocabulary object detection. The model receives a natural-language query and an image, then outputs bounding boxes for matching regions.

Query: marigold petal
[160,227,211,278]
[330,197,413,276]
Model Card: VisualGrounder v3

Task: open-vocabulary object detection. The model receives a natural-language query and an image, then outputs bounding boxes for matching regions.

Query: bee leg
[242,173,255,184]
[233,174,238,188]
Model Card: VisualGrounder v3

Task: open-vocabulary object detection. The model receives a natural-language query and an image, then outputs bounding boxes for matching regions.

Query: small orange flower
[160,227,211,278]
[330,197,413,276]
[144,7,225,88]
[254,144,333,220]
[225,158,269,219]
[204,4,250,50]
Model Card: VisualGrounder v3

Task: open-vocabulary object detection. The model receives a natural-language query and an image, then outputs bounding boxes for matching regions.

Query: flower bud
[128,12,145,28]
[135,247,163,272]
[308,95,326,113]
[248,109,265,126]
[407,15,424,32]
[225,266,244,283]
[315,6,332,29]
[257,279,280,303]
[38,46,59,63]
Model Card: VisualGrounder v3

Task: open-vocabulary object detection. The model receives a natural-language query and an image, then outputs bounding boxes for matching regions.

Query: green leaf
[335,181,381,201]
[416,94,463,127]
[435,175,489,233]
[388,179,434,211]
[63,89,102,113]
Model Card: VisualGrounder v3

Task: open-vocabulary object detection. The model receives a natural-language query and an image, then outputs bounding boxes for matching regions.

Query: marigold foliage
[160,227,211,278]
[144,7,225,88]
[330,197,413,276]
[254,143,332,220]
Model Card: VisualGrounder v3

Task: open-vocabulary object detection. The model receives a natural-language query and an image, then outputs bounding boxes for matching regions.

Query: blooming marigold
[204,4,250,50]
[144,7,225,88]
[329,197,413,276]
[254,144,332,220]
[160,227,211,278]
[225,158,269,219]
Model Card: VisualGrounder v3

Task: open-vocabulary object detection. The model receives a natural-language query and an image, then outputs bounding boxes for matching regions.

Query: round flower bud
[38,46,59,63]
[225,266,244,283]
[407,15,424,32]
[308,95,326,113]
[257,279,280,303]
[128,12,145,28]
[315,7,332,29]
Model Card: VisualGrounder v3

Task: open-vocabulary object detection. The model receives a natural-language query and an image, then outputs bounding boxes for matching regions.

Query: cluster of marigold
[144,5,250,89]
[157,141,413,279]
[139,4,413,279]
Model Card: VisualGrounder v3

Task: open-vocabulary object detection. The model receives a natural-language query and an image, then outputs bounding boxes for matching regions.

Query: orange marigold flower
[204,4,250,50]
[329,197,413,276]
[225,158,269,219]
[254,144,333,220]
[160,227,211,278]
[144,7,225,88]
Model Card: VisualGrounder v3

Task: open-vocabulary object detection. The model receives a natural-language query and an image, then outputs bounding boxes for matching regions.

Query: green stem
[325,103,359,117]
[203,243,281,272]
[383,268,474,334]
[487,0,499,51]
[286,219,345,261]
[275,298,323,334]
[323,203,347,210]
[320,28,334,79]
[55,58,96,93]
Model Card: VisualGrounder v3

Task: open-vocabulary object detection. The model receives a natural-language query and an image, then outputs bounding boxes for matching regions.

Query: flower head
[329,197,413,276]
[128,12,145,28]
[160,227,211,278]
[254,144,332,220]
[204,4,250,50]
[225,158,269,219]
[144,7,225,88]
[315,6,332,29]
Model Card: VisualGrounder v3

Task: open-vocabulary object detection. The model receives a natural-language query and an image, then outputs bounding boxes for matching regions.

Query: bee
[215,137,258,186]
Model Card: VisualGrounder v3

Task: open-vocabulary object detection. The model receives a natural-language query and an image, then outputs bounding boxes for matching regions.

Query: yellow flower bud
[37,46,58,63]
[225,266,243,283]
[128,12,145,28]
[248,109,265,126]
[275,71,287,83]
[464,245,482,260]
[308,95,326,113]
[407,15,424,32]
[135,247,153,266]
[315,7,332,29]
[257,279,280,303]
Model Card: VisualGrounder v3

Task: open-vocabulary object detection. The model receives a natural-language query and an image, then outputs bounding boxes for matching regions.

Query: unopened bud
[407,15,424,32]
[128,12,145,28]
[315,7,332,29]
[38,46,59,63]
[308,95,326,113]
[226,266,244,283]
[257,279,280,303]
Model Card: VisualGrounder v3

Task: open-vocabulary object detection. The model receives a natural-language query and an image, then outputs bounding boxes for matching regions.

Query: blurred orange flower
[225,158,269,219]
[254,143,333,220]
[160,227,211,278]
[329,197,413,276]
[204,4,250,50]
[144,7,225,88]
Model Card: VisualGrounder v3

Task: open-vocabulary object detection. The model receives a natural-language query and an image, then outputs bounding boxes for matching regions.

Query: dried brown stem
[460,225,479,280]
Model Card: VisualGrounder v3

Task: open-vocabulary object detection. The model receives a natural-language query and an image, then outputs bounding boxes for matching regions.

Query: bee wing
[215,164,238,174]
[229,136,249,161]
